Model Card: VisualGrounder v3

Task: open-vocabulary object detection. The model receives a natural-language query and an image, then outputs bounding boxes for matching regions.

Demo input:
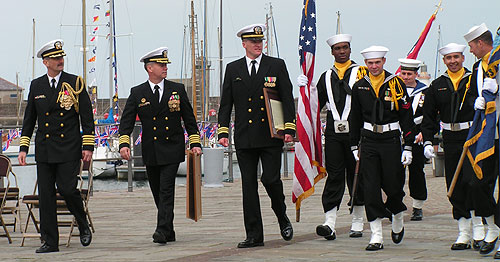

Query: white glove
[474,97,486,110]
[297,74,309,87]
[483,78,499,93]
[424,145,436,159]
[401,150,413,166]
[352,149,359,162]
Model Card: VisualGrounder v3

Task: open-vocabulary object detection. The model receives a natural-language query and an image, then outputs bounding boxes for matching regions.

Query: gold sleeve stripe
[119,135,130,144]
[20,136,31,147]
[189,134,201,144]
[285,123,296,130]
[218,127,229,134]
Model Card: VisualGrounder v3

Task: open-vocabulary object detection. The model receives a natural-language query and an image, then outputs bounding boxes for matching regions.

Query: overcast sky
[1,0,499,103]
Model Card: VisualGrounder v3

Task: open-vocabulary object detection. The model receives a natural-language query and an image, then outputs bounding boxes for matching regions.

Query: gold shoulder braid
[388,77,405,111]
[356,66,368,80]
[57,76,85,113]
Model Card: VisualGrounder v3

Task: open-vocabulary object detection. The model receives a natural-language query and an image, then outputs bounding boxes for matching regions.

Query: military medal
[59,90,74,110]
[264,77,276,87]
[418,94,425,107]
[384,90,392,101]
[168,92,181,112]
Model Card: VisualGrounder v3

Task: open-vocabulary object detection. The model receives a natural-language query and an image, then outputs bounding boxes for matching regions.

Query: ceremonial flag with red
[293,0,326,215]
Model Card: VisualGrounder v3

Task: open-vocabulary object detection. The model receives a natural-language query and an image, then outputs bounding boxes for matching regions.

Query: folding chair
[0,154,22,244]
[21,159,94,247]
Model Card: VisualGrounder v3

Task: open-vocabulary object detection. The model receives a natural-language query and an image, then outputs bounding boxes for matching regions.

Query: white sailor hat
[326,34,352,47]
[398,58,421,71]
[438,43,466,56]
[36,39,66,59]
[140,47,171,64]
[237,24,266,40]
[360,46,389,59]
[464,23,489,43]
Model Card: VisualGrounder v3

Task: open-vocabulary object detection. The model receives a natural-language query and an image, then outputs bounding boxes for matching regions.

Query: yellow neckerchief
[369,71,385,98]
[334,60,352,80]
[447,68,465,91]
[482,52,491,72]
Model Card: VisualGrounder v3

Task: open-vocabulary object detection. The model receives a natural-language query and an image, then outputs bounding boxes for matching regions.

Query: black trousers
[360,136,407,222]
[236,146,287,242]
[469,141,498,217]
[443,140,473,220]
[146,163,180,239]
[322,134,364,213]
[36,160,88,247]
[408,143,428,201]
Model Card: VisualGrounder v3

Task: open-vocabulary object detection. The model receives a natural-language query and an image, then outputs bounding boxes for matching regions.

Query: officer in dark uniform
[118,47,202,244]
[297,34,366,240]
[421,43,480,250]
[18,39,94,253]
[398,58,428,221]
[217,23,296,248]
[464,23,500,255]
[350,46,414,251]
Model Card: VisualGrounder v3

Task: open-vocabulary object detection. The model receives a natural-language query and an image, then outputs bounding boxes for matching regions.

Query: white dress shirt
[245,53,263,76]
[148,79,165,102]
[47,72,62,88]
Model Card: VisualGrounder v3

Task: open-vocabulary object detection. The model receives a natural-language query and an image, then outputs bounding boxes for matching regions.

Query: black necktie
[154,85,160,103]
[51,79,56,89]
[250,60,257,78]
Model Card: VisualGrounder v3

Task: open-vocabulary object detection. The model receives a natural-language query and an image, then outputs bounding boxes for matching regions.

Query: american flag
[293,0,326,219]
[134,129,142,146]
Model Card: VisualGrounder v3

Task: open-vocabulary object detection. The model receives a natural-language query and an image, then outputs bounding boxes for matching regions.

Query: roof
[0,77,21,91]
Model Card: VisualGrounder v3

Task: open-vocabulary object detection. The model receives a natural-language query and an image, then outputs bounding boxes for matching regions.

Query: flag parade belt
[441,121,473,131]
[363,122,400,134]
[414,116,423,125]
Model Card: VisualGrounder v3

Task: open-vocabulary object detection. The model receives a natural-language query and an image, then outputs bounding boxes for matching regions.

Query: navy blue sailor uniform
[19,71,94,247]
[406,80,429,205]
[350,71,415,222]
[468,59,498,219]
[421,68,477,220]
[317,62,367,213]
[119,79,201,241]
[217,53,296,243]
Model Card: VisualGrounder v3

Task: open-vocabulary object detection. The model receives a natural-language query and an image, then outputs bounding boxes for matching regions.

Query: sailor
[217,23,296,248]
[18,39,94,253]
[421,43,480,250]
[118,47,202,244]
[350,46,414,251]
[398,58,428,221]
[297,34,366,240]
[464,23,500,256]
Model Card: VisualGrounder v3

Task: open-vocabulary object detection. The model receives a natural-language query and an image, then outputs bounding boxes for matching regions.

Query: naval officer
[297,34,366,241]
[18,39,94,253]
[398,58,428,221]
[350,46,415,251]
[217,23,296,248]
[119,47,202,244]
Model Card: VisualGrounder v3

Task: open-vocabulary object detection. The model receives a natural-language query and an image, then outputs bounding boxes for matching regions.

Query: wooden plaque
[186,150,202,221]
[263,88,286,139]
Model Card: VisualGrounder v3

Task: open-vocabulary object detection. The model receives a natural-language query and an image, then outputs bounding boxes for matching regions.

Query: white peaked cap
[360,46,389,59]
[236,24,266,39]
[399,58,422,70]
[464,23,489,43]
[439,43,466,56]
[36,39,65,58]
[326,34,352,47]
[140,47,171,63]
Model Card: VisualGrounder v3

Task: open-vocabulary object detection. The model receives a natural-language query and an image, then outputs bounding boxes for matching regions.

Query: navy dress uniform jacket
[20,71,95,162]
[119,79,201,166]
[217,54,296,147]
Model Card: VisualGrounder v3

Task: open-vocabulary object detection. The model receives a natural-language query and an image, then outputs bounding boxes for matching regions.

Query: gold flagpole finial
[434,0,443,15]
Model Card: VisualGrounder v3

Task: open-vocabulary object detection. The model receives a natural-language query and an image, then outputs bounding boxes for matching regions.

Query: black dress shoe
[366,243,383,251]
[494,251,500,259]
[281,224,293,241]
[237,238,264,248]
[36,243,59,253]
[316,225,336,240]
[451,242,472,250]
[410,208,423,221]
[80,227,92,247]
[349,230,363,238]
[391,227,404,244]
[479,238,497,254]
[473,239,484,251]
[153,231,167,244]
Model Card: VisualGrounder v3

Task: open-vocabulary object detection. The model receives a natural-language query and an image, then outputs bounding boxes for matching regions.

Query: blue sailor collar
[409,80,428,97]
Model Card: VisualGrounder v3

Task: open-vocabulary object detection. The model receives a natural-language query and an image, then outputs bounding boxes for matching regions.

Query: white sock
[369,218,383,244]
[413,199,425,209]
[471,211,485,241]
[323,207,337,232]
[351,205,364,232]
[456,217,472,244]
[392,211,404,233]
[485,215,500,242]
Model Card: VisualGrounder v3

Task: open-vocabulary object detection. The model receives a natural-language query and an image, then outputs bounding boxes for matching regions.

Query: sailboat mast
[82,0,87,88]
[109,0,115,109]
[336,11,341,34]
[190,0,197,119]
[32,19,35,80]
[219,0,223,101]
